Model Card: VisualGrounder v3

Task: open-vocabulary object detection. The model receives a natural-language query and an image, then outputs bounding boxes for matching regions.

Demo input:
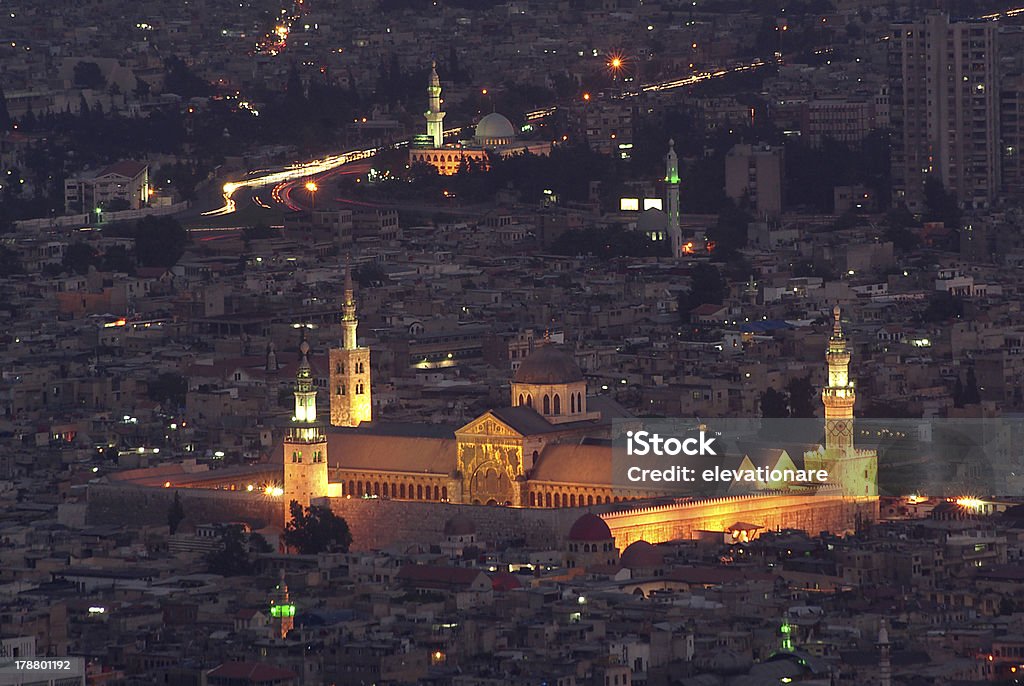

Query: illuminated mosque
[407,62,552,175]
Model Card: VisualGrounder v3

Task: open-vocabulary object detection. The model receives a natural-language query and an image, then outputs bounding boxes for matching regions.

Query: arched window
[526,394,533,407]
[373,482,379,496]
[583,543,591,553]
[529,492,536,506]
[348,480,355,496]
[357,481,363,496]
[553,493,560,507]
[433,485,440,500]
[545,492,552,507]
[553,394,561,415]
[441,486,447,500]
[416,485,423,499]
[543,395,550,414]
[532,450,539,467]
[570,393,576,413]
[577,392,583,412]
[400,483,406,498]
[587,495,593,506]
[518,393,524,406]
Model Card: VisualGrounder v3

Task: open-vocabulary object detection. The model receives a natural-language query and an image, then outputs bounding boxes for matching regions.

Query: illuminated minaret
[822,305,855,456]
[329,262,372,427]
[269,570,295,639]
[665,139,682,257]
[425,61,445,148]
[283,338,328,519]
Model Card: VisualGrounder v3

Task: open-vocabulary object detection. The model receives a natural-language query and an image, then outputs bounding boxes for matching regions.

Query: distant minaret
[329,261,372,427]
[269,570,295,639]
[283,338,328,519]
[877,620,891,686]
[425,61,445,148]
[822,305,855,455]
[665,139,682,257]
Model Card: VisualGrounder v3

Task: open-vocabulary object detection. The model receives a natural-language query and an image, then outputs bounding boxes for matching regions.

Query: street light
[305,180,318,208]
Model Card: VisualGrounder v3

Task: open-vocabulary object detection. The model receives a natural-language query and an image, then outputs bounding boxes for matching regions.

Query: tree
[205,524,254,576]
[283,501,353,554]
[167,491,185,534]
[963,367,981,405]
[134,216,189,268]
[760,387,790,418]
[0,86,10,131]
[73,61,106,90]
[923,177,961,230]
[922,291,963,323]
[786,376,817,418]
[62,243,96,275]
[678,263,726,322]
[148,372,188,408]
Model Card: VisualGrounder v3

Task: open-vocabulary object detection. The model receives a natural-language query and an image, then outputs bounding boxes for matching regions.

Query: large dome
[475,112,516,146]
[568,513,612,541]
[513,345,584,385]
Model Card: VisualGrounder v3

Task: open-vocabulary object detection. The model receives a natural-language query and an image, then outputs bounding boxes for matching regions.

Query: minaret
[822,305,855,455]
[665,139,682,257]
[329,262,372,427]
[269,570,295,639]
[425,61,445,148]
[283,338,329,519]
[877,620,891,686]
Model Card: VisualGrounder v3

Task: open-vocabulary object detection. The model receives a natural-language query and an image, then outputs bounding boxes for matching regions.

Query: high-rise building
[1001,73,1024,198]
[724,143,784,218]
[283,339,328,515]
[329,263,372,427]
[889,12,1000,211]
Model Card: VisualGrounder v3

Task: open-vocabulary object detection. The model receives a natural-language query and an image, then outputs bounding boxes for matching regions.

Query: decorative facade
[282,339,328,515]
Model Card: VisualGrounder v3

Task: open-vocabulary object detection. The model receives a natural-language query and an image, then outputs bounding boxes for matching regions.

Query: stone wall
[86,484,284,530]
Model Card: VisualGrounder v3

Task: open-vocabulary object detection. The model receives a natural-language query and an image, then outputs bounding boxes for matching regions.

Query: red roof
[567,513,612,541]
[207,661,296,682]
[490,571,523,592]
[98,160,147,179]
[620,540,663,569]
[690,303,726,316]
[396,564,487,590]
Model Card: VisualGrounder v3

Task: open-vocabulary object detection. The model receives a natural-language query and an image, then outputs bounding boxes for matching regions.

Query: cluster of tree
[282,502,353,554]
[550,225,668,259]
[60,243,133,275]
[922,291,963,323]
[952,367,981,407]
[148,372,188,410]
[759,377,817,418]
[102,216,189,269]
[205,524,274,576]
[784,132,891,213]
[677,263,726,321]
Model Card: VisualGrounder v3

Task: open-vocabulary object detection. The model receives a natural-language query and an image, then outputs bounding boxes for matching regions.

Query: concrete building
[64,161,149,214]
[724,143,784,219]
[889,12,1001,211]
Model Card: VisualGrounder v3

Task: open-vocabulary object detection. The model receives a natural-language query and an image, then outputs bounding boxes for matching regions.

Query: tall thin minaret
[822,305,855,456]
[269,570,295,639]
[425,61,445,148]
[877,620,892,686]
[665,139,682,257]
[329,261,372,427]
[283,338,328,520]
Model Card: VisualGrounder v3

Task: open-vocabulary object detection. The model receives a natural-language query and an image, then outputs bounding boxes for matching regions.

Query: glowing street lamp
[305,180,318,208]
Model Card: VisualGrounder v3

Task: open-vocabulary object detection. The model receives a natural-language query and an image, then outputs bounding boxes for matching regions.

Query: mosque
[97,264,877,547]
[407,62,552,175]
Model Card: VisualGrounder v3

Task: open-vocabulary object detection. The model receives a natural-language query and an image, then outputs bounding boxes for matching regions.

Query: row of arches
[517,391,584,416]
[527,491,638,508]
[347,479,447,501]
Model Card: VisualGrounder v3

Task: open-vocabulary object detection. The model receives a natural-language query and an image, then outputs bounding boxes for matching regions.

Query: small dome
[475,112,516,145]
[568,513,611,541]
[620,540,662,569]
[637,208,667,233]
[443,514,476,537]
[514,345,584,385]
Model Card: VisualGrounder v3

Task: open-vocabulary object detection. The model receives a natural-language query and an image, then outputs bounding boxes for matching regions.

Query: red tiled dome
[513,345,584,384]
[620,540,662,569]
[568,513,611,541]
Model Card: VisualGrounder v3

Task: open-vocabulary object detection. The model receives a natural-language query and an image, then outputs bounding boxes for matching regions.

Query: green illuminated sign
[270,603,295,618]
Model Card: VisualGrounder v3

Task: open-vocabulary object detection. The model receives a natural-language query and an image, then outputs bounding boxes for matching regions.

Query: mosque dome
[619,540,662,569]
[475,112,516,147]
[637,208,668,233]
[568,513,612,541]
[513,346,584,385]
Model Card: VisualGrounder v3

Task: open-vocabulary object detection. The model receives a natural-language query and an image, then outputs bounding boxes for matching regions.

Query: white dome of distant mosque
[474,112,516,147]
